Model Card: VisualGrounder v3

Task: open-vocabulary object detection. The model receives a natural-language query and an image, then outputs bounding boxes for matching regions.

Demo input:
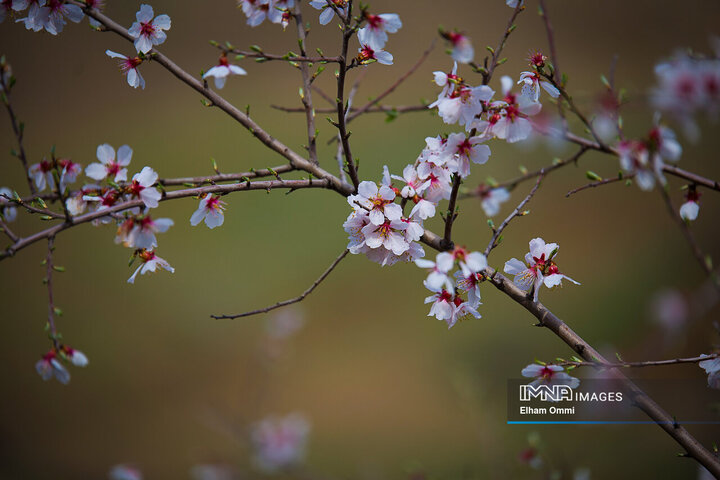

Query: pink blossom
[504,237,579,302]
[190,194,226,229]
[359,12,401,50]
[127,249,174,284]
[35,350,70,384]
[106,51,145,89]
[521,363,580,389]
[86,143,133,183]
[128,4,171,54]
[250,413,310,473]
[203,55,247,89]
[357,27,393,65]
[309,0,346,25]
[128,167,161,209]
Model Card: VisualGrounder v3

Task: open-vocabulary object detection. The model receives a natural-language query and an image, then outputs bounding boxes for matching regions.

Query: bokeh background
[1,0,720,478]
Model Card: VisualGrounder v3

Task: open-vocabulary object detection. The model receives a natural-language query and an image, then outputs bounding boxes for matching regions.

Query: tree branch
[211,249,349,319]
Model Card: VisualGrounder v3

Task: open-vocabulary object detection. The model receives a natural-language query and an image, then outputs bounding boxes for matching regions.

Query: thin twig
[45,235,59,347]
[484,172,544,257]
[463,147,587,198]
[271,103,428,115]
[211,249,349,319]
[292,2,319,164]
[0,218,19,243]
[655,174,717,287]
[0,178,335,261]
[217,45,340,63]
[565,173,631,197]
[558,353,718,369]
[479,2,524,84]
[346,41,435,122]
[441,175,462,250]
[333,0,360,190]
[0,72,36,195]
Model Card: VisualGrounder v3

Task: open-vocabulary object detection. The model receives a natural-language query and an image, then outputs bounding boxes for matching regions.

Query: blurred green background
[1,0,720,478]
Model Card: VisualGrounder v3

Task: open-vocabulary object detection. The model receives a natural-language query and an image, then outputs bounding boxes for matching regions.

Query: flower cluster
[35,344,88,384]
[250,413,310,473]
[28,156,81,194]
[105,4,172,89]
[355,10,401,66]
[651,48,720,140]
[616,123,682,191]
[417,248,487,328]
[56,142,176,283]
[238,0,294,27]
[344,179,424,266]
[430,60,556,143]
[504,237,579,303]
[13,0,84,35]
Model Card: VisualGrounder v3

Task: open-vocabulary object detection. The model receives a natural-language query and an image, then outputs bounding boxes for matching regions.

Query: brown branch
[292,2,319,165]
[463,147,587,198]
[538,0,561,84]
[69,1,352,198]
[45,235,59,347]
[158,164,295,187]
[478,2,524,84]
[655,175,717,287]
[0,217,18,243]
[482,266,720,476]
[441,175,462,250]
[559,353,718,369]
[1,71,36,196]
[211,249,349,319]
[484,172,544,257]
[565,173,630,197]
[271,103,428,115]
[664,165,720,193]
[333,2,360,190]
[0,178,334,261]
[346,41,435,122]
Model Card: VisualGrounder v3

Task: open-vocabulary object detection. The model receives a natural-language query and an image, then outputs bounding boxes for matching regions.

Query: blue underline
[507,421,720,425]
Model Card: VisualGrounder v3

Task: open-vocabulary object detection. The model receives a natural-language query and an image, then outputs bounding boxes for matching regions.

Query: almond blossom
[128,4,171,55]
[617,124,682,191]
[59,345,88,367]
[440,30,474,64]
[127,249,174,284]
[190,194,226,229]
[348,180,402,225]
[361,218,408,256]
[357,27,393,65]
[203,55,247,89]
[475,185,510,217]
[35,350,70,384]
[680,187,701,221]
[504,237,579,302]
[250,413,310,473]
[445,132,491,177]
[28,157,81,193]
[36,0,84,35]
[0,0,27,23]
[238,0,271,27]
[476,76,541,143]
[309,0,346,25]
[86,143,133,183]
[116,214,174,249]
[517,71,560,103]
[106,50,145,89]
[416,251,455,292]
[521,363,580,389]
[358,12,401,50]
[698,354,720,389]
[0,187,17,222]
[16,0,44,31]
[127,167,161,209]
